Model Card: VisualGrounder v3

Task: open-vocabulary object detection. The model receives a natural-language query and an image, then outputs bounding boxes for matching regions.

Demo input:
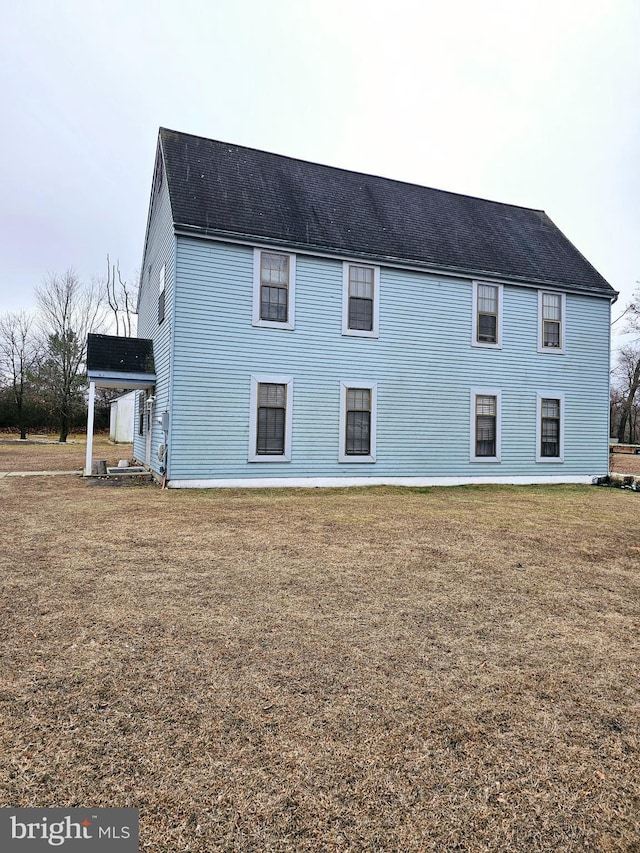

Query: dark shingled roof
[87,334,155,374]
[158,128,616,298]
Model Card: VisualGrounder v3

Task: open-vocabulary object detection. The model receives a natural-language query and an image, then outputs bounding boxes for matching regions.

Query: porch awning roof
[86,334,156,389]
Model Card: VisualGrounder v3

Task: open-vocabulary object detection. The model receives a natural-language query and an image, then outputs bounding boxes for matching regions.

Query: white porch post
[85,381,96,476]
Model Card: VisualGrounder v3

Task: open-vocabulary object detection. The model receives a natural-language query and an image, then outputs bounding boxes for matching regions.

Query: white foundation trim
[167,474,598,489]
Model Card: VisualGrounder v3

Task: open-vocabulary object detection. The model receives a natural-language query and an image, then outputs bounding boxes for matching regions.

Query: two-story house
[130,127,616,488]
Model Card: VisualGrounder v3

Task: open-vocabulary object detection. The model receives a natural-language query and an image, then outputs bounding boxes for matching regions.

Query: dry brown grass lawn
[0,435,132,473]
[0,448,639,851]
[610,451,640,477]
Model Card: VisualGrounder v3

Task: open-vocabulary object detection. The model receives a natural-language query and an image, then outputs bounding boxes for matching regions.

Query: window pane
[347,388,371,411]
[348,297,373,331]
[261,253,289,286]
[478,313,497,343]
[542,293,561,321]
[476,395,496,416]
[349,266,374,299]
[478,284,497,313]
[261,285,288,322]
[346,411,371,455]
[257,407,285,454]
[541,420,559,457]
[258,383,286,407]
[541,398,560,418]
[476,414,496,456]
[543,320,561,347]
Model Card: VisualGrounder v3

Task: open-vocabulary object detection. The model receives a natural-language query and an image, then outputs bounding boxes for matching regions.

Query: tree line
[0,261,137,442]
[609,287,640,444]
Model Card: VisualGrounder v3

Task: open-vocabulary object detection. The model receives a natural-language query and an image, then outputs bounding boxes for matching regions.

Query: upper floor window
[472,281,502,348]
[248,375,293,462]
[342,263,380,338]
[158,263,166,324]
[253,249,296,330]
[539,291,565,353]
[470,389,502,462]
[537,394,564,462]
[339,381,377,463]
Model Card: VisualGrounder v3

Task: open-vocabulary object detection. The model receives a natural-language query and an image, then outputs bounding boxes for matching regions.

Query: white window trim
[471,280,503,349]
[536,392,565,463]
[537,290,566,354]
[248,374,294,462]
[252,248,296,330]
[338,381,377,463]
[341,262,380,339]
[470,388,502,463]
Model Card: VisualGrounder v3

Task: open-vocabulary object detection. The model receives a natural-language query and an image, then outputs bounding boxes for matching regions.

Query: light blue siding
[133,162,174,473]
[163,237,611,483]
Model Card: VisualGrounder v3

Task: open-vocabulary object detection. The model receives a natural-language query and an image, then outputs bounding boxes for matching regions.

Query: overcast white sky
[1,0,638,344]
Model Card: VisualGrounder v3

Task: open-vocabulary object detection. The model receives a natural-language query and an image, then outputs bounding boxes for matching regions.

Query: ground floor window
[257,383,286,455]
[471,389,501,462]
[537,393,564,462]
[249,375,293,462]
[339,381,377,463]
[243,379,570,468]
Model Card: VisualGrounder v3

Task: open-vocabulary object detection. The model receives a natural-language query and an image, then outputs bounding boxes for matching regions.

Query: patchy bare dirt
[0,457,639,850]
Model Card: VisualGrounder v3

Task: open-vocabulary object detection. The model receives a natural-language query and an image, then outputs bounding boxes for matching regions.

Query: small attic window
[158,264,166,324]
[152,154,164,200]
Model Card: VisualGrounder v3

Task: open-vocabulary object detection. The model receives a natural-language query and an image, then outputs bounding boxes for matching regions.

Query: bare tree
[0,311,40,439]
[612,343,640,444]
[105,254,138,337]
[36,270,107,442]
[611,282,640,336]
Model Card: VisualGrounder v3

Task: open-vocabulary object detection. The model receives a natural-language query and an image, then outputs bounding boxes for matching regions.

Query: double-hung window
[472,281,502,347]
[253,249,296,329]
[536,394,564,462]
[248,375,293,462]
[538,291,565,353]
[471,389,501,462]
[339,382,377,462]
[342,263,380,338]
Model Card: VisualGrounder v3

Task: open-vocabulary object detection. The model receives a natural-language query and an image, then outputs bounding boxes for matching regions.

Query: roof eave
[87,370,157,390]
[172,223,618,300]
